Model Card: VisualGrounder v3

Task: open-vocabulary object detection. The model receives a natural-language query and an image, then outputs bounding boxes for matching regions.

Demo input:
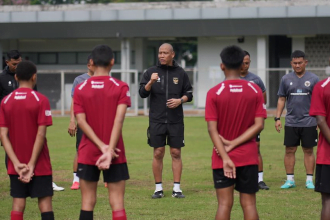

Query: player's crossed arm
[96,104,128,170]
[207,121,236,179]
[0,127,31,183]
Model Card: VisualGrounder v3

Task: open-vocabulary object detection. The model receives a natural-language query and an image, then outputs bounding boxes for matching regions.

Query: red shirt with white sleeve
[205,79,267,169]
[0,88,53,176]
[74,76,131,166]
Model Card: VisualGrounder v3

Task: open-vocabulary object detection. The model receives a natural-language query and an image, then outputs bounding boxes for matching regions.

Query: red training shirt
[0,88,53,176]
[74,76,131,166]
[205,79,267,169]
[310,77,330,165]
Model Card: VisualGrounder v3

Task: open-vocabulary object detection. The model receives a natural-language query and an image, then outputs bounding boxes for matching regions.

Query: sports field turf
[0,116,321,220]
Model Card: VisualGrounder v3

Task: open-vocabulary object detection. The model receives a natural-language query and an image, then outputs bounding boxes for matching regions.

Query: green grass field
[0,117,321,220]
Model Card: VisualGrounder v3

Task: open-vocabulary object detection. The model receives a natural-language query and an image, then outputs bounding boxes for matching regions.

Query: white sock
[173,182,181,192]
[287,174,294,181]
[73,172,79,183]
[155,183,163,192]
[306,175,313,182]
[258,172,264,182]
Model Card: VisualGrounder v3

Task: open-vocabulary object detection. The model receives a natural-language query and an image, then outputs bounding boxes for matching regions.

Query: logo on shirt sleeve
[126,91,130,97]
[45,110,52,116]
[263,104,267,110]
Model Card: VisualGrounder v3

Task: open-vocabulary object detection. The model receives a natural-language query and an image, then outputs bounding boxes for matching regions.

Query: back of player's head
[87,54,92,64]
[220,45,245,69]
[16,61,37,81]
[7,50,21,60]
[91,45,113,67]
[291,50,305,59]
[243,50,250,57]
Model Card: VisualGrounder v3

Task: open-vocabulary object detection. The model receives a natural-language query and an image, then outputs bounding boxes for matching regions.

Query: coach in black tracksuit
[139,43,193,199]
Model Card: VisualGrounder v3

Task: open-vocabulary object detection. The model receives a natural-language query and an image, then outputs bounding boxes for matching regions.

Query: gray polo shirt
[71,73,90,98]
[240,71,266,92]
[277,71,319,127]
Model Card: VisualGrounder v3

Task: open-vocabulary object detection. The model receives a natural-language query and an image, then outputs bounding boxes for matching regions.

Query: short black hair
[243,50,250,57]
[291,50,305,59]
[87,54,92,64]
[6,50,21,60]
[16,61,37,81]
[91,45,113,67]
[220,45,245,69]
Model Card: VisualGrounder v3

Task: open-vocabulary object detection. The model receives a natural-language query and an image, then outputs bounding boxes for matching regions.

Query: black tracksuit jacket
[0,66,37,102]
[139,61,193,124]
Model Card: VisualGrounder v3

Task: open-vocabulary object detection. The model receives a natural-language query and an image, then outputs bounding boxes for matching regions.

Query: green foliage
[0,117,321,219]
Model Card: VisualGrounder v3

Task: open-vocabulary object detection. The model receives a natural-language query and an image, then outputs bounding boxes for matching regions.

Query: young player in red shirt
[205,45,266,220]
[0,61,54,220]
[310,77,330,220]
[74,45,130,220]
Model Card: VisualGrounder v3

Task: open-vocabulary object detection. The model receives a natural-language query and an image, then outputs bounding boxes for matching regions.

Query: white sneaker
[53,182,65,191]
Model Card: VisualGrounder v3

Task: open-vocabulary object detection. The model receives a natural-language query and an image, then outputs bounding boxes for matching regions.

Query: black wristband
[274,117,280,121]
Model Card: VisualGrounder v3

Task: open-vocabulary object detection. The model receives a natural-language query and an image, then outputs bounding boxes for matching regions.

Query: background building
[1,0,330,113]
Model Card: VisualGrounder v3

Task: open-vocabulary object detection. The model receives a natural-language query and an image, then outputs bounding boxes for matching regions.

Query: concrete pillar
[292,36,305,52]
[257,37,267,103]
[134,38,145,73]
[121,38,130,84]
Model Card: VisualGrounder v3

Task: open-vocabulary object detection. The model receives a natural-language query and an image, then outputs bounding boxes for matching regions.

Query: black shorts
[10,175,53,198]
[147,122,184,148]
[284,126,318,148]
[256,133,260,142]
[213,165,259,194]
[77,163,129,183]
[76,126,83,151]
[315,164,330,194]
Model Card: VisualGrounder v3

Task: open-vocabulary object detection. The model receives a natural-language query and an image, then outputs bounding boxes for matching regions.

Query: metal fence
[37,69,139,116]
[37,67,330,115]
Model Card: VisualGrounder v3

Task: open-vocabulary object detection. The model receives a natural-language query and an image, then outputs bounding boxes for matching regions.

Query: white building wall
[196,37,258,108]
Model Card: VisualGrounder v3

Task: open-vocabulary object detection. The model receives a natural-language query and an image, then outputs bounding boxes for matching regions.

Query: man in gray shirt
[275,50,319,189]
[67,54,93,190]
[240,51,269,190]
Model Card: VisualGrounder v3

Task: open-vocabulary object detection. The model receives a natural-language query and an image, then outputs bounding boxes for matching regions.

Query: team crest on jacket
[173,77,179,84]
[305,81,311,87]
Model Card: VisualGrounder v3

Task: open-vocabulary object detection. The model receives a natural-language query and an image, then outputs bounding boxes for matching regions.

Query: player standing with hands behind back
[0,61,55,220]
[74,45,130,220]
[205,45,266,220]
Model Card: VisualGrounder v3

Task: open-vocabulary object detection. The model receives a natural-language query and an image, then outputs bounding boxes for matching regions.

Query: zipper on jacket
[165,67,168,123]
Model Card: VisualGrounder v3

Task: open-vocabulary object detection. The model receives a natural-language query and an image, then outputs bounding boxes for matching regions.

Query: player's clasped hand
[96,151,113,170]
[275,120,282,133]
[166,99,181,109]
[223,159,236,179]
[14,163,34,183]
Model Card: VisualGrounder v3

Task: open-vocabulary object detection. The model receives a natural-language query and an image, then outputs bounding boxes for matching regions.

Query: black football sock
[41,211,54,220]
[79,210,93,220]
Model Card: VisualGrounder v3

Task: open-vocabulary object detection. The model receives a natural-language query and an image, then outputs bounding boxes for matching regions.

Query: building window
[77,52,91,64]
[58,52,76,64]
[114,51,121,65]
[39,53,57,64]
[131,50,135,65]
